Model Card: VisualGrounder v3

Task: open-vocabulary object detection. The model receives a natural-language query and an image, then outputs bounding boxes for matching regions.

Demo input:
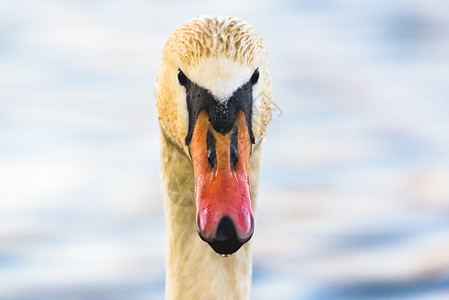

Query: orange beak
[190,110,253,255]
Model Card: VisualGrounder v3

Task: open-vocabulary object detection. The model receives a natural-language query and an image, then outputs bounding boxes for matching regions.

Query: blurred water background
[1,0,449,299]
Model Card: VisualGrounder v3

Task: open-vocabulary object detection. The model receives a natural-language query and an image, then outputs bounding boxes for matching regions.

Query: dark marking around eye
[250,68,259,85]
[181,68,256,146]
[178,69,188,86]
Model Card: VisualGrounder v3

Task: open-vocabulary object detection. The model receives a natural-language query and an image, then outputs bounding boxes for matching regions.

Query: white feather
[184,57,254,103]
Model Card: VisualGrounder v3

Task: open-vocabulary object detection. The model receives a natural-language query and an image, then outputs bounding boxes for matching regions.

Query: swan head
[155,16,272,255]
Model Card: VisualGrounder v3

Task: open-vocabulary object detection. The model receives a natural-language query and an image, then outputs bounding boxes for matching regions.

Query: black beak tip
[199,216,252,256]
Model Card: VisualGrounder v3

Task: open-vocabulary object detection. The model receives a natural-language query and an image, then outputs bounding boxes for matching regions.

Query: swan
[154,16,272,299]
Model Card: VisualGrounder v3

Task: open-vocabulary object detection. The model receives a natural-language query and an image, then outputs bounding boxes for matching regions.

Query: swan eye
[250,68,259,85]
[178,69,188,86]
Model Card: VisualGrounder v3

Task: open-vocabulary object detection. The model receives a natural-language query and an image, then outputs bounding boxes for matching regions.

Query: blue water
[1,0,448,299]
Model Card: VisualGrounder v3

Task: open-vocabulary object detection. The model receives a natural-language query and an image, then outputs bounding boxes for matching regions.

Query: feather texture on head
[155,16,272,155]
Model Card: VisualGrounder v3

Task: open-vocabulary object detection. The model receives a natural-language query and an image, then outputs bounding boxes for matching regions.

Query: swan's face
[155,16,272,255]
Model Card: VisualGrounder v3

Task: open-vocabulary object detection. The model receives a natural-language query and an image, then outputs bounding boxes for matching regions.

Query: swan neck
[161,132,262,299]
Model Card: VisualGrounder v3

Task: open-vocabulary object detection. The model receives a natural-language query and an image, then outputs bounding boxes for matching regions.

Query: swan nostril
[206,129,216,170]
[230,127,238,169]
